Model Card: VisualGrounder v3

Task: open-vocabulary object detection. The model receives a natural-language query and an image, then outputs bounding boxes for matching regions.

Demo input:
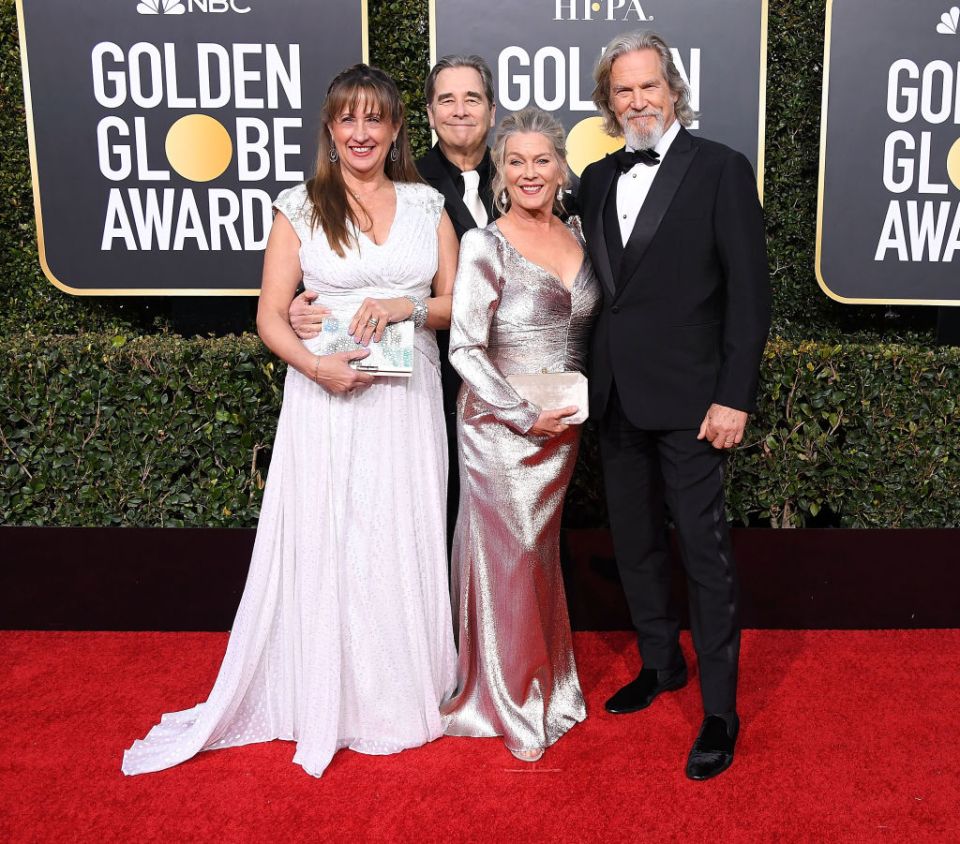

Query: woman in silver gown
[442,107,602,761]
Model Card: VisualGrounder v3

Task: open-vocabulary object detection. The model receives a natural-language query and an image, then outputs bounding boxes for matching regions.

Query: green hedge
[729,340,960,527]
[3,333,958,528]
[0,333,278,527]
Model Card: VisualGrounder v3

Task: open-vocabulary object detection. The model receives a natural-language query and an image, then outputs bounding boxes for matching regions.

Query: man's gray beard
[621,110,665,150]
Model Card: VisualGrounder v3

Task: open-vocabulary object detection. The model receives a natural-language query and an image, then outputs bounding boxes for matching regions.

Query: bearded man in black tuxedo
[577,31,770,780]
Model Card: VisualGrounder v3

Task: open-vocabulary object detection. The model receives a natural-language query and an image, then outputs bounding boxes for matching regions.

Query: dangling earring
[500,190,509,207]
[328,147,339,163]
[556,186,564,201]
[389,142,399,163]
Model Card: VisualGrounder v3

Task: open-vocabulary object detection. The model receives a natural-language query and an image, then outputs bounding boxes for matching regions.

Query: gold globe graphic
[948,137,960,191]
[165,114,233,182]
[566,116,624,177]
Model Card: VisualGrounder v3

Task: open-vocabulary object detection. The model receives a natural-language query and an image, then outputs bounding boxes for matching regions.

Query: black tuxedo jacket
[416,144,496,241]
[579,127,771,430]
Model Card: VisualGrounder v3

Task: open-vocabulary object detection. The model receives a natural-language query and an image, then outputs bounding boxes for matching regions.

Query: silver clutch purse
[506,371,588,425]
[317,312,414,377]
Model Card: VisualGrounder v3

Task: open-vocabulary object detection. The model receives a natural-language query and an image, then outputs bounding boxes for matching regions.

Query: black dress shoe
[604,664,688,714]
[685,714,739,781]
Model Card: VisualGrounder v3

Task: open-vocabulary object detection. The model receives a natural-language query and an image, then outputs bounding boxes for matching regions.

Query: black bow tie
[614,147,660,173]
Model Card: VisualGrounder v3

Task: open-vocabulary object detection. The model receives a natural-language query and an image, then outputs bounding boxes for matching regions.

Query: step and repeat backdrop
[15,0,958,304]
[16,0,367,295]
[430,0,768,186]
[817,0,960,304]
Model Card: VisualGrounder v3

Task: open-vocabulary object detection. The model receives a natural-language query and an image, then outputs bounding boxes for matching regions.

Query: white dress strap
[398,182,446,230]
[273,184,312,243]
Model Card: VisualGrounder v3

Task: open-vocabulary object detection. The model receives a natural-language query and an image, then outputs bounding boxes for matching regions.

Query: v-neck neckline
[492,221,585,293]
[354,182,400,248]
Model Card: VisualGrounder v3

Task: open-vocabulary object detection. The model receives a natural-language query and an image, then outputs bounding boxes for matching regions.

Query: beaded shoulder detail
[398,182,445,227]
[273,183,312,239]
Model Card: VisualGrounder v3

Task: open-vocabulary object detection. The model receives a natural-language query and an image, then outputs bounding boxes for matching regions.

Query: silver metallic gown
[442,218,602,752]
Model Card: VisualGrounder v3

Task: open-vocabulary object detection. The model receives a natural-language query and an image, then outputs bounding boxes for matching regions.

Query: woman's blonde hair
[490,107,569,216]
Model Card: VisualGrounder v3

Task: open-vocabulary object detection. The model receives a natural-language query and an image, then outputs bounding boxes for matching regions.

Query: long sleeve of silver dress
[441,219,601,753]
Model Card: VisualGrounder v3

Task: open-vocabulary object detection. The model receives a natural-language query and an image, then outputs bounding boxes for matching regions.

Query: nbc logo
[937,6,959,33]
[137,0,185,12]
[136,0,251,15]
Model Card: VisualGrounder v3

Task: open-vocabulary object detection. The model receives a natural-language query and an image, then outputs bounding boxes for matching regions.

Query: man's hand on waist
[289,290,327,340]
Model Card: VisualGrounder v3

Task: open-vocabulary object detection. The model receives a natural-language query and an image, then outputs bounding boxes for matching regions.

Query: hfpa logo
[137,0,251,15]
[554,0,652,22]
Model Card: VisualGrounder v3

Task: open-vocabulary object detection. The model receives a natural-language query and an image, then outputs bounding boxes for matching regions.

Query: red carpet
[1,630,958,842]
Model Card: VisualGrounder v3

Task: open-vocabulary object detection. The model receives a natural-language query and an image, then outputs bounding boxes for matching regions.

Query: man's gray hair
[592,30,696,137]
[490,106,569,216]
[425,54,495,106]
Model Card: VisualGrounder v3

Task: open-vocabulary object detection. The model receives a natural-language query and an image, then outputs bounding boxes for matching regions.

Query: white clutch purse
[316,312,414,377]
[506,371,589,425]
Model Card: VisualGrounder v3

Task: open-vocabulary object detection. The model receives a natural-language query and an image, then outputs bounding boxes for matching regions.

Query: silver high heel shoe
[508,747,544,763]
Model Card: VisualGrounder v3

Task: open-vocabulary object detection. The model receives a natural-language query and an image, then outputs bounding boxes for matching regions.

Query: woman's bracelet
[313,356,323,385]
[403,295,428,329]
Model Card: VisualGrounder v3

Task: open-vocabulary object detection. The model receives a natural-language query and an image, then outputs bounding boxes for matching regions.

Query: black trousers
[599,389,740,715]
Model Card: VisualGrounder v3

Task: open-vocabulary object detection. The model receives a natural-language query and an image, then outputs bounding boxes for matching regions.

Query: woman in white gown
[122,64,459,778]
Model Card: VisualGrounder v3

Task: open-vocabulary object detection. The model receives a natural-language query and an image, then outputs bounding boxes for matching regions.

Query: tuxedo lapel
[616,128,698,299]
[589,155,619,297]
[417,146,477,236]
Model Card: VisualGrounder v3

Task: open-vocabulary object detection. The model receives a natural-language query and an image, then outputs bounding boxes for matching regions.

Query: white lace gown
[122,182,457,778]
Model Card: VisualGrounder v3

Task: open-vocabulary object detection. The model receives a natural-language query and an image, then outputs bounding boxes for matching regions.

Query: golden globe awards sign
[817,1,960,304]
[16,0,367,295]
[430,0,767,190]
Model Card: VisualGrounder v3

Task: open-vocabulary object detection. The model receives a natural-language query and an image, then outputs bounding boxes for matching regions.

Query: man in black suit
[416,56,498,548]
[578,31,770,780]
[417,55,497,239]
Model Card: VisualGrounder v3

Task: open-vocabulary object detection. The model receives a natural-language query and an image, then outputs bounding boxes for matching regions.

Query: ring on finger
[367,317,379,328]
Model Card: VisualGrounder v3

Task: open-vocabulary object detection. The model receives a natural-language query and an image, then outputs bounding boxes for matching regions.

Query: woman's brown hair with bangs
[307,64,422,257]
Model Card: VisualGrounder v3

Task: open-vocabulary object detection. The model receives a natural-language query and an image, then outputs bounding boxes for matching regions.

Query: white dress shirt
[616,119,682,245]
